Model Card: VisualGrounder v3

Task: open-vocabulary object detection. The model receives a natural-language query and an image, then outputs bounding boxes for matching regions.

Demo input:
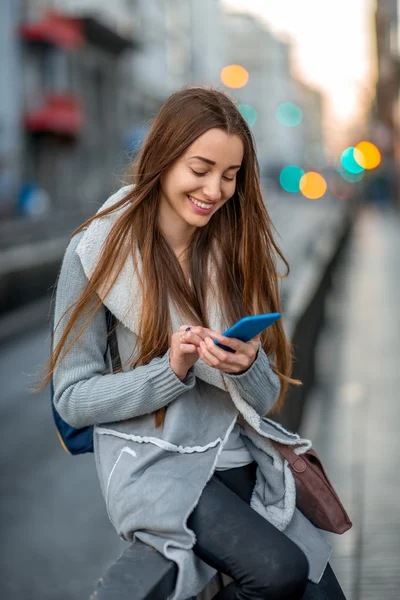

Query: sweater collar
[76,185,144,334]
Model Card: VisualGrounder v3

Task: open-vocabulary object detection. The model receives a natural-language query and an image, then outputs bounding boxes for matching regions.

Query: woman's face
[159,128,244,231]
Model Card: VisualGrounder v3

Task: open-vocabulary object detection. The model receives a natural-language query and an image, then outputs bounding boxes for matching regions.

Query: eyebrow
[189,156,242,170]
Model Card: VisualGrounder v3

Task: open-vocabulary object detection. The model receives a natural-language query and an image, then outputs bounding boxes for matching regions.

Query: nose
[203,177,222,202]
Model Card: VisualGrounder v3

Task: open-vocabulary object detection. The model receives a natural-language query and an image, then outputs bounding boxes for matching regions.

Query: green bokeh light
[340,170,364,183]
[276,103,303,127]
[341,147,365,174]
[238,104,258,127]
[335,159,364,182]
[280,166,305,193]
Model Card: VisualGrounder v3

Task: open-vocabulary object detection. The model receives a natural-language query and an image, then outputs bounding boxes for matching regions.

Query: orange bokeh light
[220,64,249,89]
[355,141,381,169]
[300,172,327,199]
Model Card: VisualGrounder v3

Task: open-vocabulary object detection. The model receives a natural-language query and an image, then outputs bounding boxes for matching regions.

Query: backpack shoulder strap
[105,307,122,372]
[50,301,121,373]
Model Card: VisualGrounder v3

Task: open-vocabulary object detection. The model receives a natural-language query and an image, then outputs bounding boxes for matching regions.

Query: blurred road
[0,328,128,599]
[301,205,400,600]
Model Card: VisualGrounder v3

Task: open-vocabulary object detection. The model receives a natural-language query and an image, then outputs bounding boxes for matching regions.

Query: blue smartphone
[214,313,281,353]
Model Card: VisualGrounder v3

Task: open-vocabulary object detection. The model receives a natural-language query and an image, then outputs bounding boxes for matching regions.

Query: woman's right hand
[170,325,222,381]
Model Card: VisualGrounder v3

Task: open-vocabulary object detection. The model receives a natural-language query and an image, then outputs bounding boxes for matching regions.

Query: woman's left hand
[197,334,260,375]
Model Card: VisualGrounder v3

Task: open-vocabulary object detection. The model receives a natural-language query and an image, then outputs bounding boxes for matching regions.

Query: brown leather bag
[272,442,352,534]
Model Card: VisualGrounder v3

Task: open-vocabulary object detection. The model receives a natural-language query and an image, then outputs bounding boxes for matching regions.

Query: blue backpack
[50,306,121,455]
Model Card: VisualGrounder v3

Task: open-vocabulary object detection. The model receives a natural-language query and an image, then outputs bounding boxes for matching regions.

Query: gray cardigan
[52,187,332,600]
[53,233,278,429]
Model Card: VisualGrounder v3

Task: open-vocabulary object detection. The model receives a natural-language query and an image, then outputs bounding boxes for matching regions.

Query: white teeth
[188,196,213,210]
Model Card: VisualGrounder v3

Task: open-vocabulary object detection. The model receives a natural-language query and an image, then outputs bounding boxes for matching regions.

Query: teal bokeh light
[340,170,364,183]
[276,103,303,127]
[280,166,305,193]
[335,160,364,182]
[238,104,258,127]
[341,147,364,174]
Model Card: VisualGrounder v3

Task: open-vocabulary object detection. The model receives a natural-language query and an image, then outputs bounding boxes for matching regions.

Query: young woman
[46,87,346,600]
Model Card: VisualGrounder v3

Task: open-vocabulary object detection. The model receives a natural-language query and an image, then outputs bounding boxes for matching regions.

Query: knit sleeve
[52,233,196,429]
[224,342,280,416]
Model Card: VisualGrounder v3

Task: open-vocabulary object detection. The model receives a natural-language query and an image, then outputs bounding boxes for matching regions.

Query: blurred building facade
[127,0,225,143]
[295,80,326,170]
[373,0,400,202]
[17,0,137,213]
[0,0,227,218]
[374,0,399,141]
[223,11,324,182]
[1,0,328,220]
[189,0,226,85]
[0,1,24,218]
[224,12,297,165]
[129,0,190,124]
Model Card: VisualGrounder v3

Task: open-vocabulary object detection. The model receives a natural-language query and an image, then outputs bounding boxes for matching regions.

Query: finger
[199,340,220,367]
[179,343,197,354]
[180,325,202,335]
[198,340,252,373]
[200,337,238,367]
[189,326,222,340]
[204,336,233,362]
[204,328,223,338]
[213,334,242,353]
[214,334,255,356]
[180,331,203,346]
[180,327,222,347]
[204,337,251,371]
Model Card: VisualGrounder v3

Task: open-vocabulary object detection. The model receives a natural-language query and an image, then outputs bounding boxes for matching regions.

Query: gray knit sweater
[53,231,280,435]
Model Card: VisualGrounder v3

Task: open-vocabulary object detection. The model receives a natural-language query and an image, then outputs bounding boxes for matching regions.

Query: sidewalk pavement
[300,205,400,600]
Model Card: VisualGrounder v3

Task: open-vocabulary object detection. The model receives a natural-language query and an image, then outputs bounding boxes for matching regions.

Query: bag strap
[271,441,307,473]
[51,300,121,373]
[105,307,122,372]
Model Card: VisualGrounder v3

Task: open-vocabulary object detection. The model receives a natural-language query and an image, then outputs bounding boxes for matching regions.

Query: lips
[188,195,215,206]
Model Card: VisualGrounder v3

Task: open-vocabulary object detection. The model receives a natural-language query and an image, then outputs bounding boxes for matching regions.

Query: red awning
[24,95,84,137]
[20,13,84,50]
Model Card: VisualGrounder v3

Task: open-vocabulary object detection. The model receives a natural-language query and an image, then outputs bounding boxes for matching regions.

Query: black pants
[187,462,346,600]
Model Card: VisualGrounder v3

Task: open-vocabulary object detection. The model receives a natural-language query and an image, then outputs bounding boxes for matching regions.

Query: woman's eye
[191,169,234,182]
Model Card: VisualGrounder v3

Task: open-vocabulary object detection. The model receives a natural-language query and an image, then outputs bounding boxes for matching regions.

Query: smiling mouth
[187,195,215,209]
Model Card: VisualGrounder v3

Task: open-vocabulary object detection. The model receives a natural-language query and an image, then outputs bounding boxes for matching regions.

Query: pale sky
[222,0,378,150]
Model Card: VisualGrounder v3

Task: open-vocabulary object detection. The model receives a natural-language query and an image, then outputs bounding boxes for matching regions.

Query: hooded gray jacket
[53,186,331,600]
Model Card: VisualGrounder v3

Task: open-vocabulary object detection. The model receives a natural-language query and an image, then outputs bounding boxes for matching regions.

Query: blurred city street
[301,205,400,600]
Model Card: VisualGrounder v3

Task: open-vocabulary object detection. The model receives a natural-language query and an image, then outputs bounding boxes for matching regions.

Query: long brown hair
[39,86,300,427]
